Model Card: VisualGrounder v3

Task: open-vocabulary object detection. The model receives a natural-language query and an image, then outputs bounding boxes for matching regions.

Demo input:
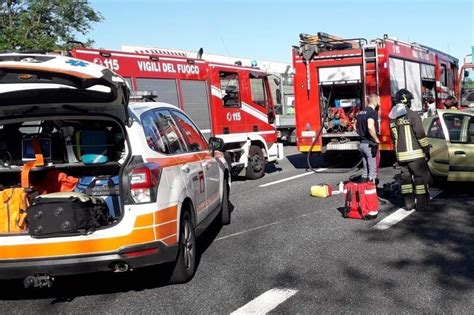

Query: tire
[246,145,266,179]
[169,210,196,284]
[219,178,231,225]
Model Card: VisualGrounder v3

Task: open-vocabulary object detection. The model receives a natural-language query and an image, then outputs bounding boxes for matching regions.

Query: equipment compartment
[0,118,127,235]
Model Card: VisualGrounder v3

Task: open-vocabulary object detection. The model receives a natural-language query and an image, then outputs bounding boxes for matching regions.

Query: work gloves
[423,147,431,162]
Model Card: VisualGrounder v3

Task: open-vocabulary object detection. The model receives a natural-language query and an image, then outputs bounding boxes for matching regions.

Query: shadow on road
[358,182,474,307]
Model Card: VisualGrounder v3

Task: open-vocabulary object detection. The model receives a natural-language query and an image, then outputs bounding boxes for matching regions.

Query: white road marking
[231,288,298,315]
[259,169,328,188]
[372,209,415,230]
[373,190,443,230]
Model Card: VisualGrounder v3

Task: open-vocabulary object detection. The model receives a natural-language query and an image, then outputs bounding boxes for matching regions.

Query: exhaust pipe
[112,262,129,273]
[24,274,55,289]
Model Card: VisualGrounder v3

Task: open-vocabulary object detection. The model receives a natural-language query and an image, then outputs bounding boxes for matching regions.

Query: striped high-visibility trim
[415,185,426,194]
[401,184,413,194]
[396,149,425,161]
[418,137,429,148]
[405,125,413,152]
[0,205,179,260]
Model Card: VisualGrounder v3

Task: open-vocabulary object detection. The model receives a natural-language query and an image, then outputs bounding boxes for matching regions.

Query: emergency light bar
[130,90,158,102]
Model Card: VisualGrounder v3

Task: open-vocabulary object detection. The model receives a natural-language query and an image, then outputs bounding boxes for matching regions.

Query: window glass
[462,68,474,89]
[468,118,474,144]
[443,114,469,143]
[447,69,454,88]
[172,110,208,152]
[152,110,187,154]
[141,111,170,154]
[220,72,240,107]
[136,78,179,106]
[250,74,266,106]
[141,110,187,154]
[427,118,445,139]
[440,65,447,87]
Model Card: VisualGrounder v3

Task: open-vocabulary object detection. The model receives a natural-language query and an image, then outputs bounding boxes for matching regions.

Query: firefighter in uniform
[389,89,432,211]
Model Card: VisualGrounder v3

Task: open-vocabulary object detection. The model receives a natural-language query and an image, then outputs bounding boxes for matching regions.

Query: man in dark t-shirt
[356,94,380,182]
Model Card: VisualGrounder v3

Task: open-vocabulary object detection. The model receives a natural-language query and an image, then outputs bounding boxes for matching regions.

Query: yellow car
[423,109,474,181]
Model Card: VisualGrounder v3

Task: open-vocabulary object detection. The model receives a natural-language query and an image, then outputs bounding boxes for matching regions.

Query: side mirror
[276,88,282,105]
[209,137,225,156]
[465,70,470,78]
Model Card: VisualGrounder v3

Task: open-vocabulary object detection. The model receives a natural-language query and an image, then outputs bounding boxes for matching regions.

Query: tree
[0,0,103,51]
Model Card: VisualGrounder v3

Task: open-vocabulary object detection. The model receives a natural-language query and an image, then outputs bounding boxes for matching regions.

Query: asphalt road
[0,146,473,314]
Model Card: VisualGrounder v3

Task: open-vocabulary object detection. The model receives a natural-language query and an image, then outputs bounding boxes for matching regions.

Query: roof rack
[297,32,368,62]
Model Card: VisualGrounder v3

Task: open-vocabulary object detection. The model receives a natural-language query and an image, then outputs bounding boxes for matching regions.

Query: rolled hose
[306,110,363,174]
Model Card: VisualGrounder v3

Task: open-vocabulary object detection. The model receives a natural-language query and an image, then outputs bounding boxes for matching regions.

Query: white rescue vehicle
[0,53,231,287]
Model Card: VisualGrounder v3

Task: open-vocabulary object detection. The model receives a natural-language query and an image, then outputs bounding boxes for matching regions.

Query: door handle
[181,164,191,173]
[454,151,466,156]
[202,162,211,170]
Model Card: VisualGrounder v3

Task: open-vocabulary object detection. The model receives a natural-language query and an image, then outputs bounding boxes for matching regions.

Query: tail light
[129,163,161,204]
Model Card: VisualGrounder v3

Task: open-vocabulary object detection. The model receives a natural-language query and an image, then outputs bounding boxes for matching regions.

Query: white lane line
[216,208,331,241]
[373,190,443,230]
[372,209,415,230]
[259,169,327,188]
[231,288,298,315]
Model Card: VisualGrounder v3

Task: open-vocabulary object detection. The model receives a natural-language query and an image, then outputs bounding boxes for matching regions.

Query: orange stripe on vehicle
[134,213,154,228]
[148,152,210,168]
[1,65,94,79]
[161,234,178,246]
[154,221,177,239]
[154,205,178,224]
[0,228,155,260]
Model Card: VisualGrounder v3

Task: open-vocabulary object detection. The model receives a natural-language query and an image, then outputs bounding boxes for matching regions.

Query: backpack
[0,188,30,234]
[343,181,379,220]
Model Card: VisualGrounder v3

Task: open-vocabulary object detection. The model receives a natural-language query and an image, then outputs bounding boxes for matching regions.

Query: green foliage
[0,0,103,51]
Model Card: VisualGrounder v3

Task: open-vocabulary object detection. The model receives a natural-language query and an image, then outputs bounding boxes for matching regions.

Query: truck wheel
[246,145,265,179]
[219,178,231,225]
[169,210,196,284]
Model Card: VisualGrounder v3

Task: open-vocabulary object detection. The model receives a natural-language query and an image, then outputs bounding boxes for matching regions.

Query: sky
[86,0,473,65]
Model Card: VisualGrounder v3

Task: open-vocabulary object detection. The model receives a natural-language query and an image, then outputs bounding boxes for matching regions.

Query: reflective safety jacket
[390,106,429,163]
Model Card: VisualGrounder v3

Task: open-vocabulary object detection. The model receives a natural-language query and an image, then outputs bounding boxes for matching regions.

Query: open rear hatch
[0,53,130,123]
[0,54,131,237]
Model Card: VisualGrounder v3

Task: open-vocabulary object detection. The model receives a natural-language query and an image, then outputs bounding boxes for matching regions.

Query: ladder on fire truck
[362,43,379,98]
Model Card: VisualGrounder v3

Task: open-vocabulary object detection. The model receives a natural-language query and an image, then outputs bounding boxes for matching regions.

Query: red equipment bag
[343,181,379,220]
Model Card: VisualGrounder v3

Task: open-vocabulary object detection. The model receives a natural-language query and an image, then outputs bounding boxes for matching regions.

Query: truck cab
[459,54,474,108]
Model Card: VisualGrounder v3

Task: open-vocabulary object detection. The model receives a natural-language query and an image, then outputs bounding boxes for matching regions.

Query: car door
[439,112,474,181]
[172,110,221,216]
[150,109,207,223]
[424,117,449,177]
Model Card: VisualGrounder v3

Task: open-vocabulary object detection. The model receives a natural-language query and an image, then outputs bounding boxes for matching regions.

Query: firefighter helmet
[395,89,414,107]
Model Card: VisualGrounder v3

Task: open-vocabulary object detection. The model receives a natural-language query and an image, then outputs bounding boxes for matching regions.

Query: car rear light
[121,248,159,258]
[129,163,161,204]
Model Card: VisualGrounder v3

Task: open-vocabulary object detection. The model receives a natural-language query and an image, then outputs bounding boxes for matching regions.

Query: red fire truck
[71,48,283,179]
[292,33,459,155]
[459,51,474,108]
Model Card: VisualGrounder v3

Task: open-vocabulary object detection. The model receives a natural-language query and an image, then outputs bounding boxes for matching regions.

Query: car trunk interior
[0,116,128,235]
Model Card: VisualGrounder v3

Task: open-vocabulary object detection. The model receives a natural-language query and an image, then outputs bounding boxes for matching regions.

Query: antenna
[220,36,233,64]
